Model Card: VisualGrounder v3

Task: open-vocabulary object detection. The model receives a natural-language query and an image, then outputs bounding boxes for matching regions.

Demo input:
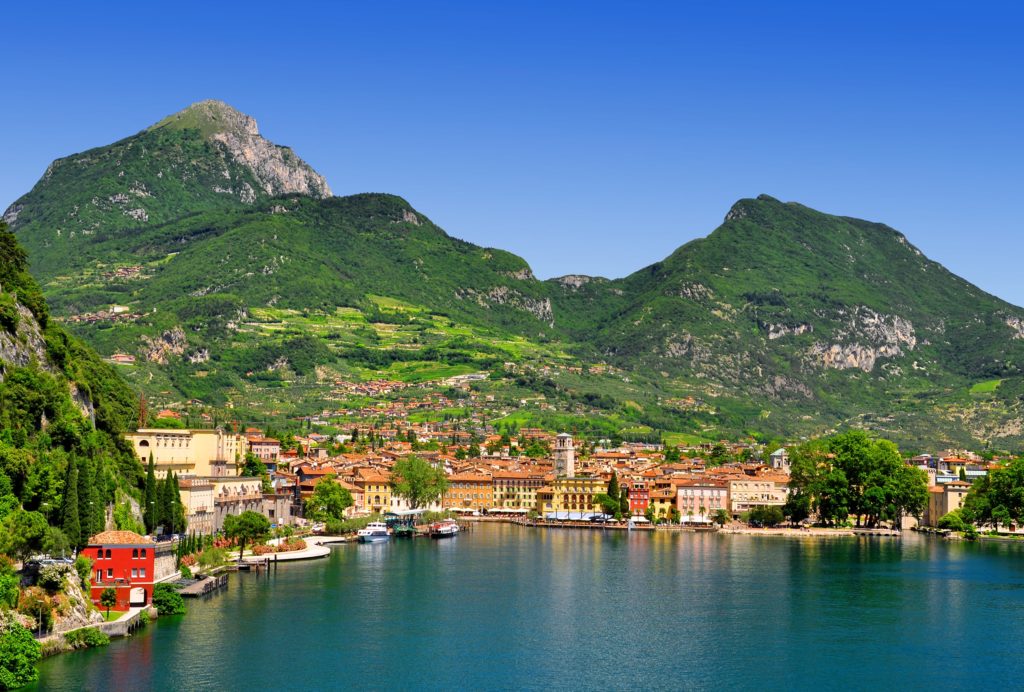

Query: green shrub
[0,294,19,334]
[37,564,69,592]
[151,584,186,616]
[63,627,110,650]
[198,547,228,568]
[17,589,52,633]
[938,510,967,532]
[180,565,192,579]
[74,555,93,590]
[0,620,42,689]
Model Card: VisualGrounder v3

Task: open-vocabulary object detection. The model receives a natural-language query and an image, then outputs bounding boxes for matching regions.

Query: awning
[545,512,604,521]
[630,516,651,523]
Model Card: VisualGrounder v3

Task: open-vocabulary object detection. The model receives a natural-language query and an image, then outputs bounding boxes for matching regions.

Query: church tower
[554,432,576,477]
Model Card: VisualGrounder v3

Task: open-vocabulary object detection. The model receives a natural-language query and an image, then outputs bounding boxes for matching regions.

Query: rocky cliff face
[154,100,332,199]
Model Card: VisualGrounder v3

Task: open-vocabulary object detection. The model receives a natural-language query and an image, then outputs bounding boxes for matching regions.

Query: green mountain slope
[6,103,1024,449]
[4,100,329,281]
[548,195,1024,443]
[0,222,142,545]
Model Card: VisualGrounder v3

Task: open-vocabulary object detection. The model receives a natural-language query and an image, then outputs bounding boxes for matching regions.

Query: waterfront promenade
[241,535,347,564]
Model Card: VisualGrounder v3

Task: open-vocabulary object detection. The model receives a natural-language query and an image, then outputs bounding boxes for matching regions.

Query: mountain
[548,195,1024,443]
[3,100,329,280]
[6,102,1024,449]
[0,222,142,536]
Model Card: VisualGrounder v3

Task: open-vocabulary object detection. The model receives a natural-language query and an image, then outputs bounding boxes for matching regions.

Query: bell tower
[554,432,575,477]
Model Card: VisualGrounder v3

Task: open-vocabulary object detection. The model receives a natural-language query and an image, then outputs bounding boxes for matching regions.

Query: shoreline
[467,516,899,539]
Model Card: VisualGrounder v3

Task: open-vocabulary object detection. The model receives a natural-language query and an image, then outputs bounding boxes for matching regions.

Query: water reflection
[32,527,1024,691]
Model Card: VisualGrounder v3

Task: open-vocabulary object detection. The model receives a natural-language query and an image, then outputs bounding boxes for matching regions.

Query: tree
[156,474,173,536]
[607,473,620,507]
[390,456,448,510]
[937,510,967,532]
[748,506,784,527]
[151,583,186,616]
[0,619,42,690]
[1,510,47,561]
[992,505,1011,532]
[143,453,157,534]
[594,493,619,517]
[619,487,630,517]
[304,476,354,523]
[644,504,657,524]
[0,557,19,609]
[240,452,264,478]
[172,473,187,534]
[223,511,271,562]
[787,432,927,528]
[714,509,730,526]
[42,527,70,559]
[78,456,99,547]
[100,587,117,618]
[91,457,106,536]
[709,443,729,466]
[60,457,81,549]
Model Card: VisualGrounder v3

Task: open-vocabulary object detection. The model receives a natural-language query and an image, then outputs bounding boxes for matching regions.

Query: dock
[179,574,228,597]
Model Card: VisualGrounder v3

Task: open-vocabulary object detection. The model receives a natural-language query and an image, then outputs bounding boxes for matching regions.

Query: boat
[357,521,391,543]
[429,519,460,539]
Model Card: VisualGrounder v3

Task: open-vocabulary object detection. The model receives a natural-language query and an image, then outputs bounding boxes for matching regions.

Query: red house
[81,531,156,610]
[627,480,650,516]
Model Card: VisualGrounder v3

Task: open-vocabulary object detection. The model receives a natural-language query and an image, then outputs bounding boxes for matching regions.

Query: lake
[32,524,1024,690]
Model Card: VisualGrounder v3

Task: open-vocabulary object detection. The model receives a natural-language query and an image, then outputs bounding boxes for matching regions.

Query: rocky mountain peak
[149,99,331,199]
[150,99,259,138]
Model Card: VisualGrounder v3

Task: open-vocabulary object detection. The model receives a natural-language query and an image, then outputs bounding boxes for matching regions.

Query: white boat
[357,521,391,543]
[429,519,460,539]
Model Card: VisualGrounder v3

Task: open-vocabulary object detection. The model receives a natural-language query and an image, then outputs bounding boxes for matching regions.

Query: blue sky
[3,1,1022,303]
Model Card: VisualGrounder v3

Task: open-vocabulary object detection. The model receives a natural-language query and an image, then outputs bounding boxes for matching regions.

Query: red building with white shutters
[627,480,650,516]
[81,531,156,610]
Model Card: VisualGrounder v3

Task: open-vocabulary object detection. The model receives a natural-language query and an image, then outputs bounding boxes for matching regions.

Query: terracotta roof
[89,530,153,545]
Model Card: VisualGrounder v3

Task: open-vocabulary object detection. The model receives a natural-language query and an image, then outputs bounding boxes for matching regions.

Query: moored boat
[357,521,391,543]
[429,519,460,539]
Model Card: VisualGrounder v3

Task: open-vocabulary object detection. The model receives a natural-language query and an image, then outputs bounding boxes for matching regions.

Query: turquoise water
[33,525,1024,690]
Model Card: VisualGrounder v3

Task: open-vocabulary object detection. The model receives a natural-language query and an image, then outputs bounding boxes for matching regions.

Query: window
[107,569,113,579]
[131,569,138,578]
[140,549,146,558]
[96,570,103,583]
[132,549,139,558]
[105,549,112,559]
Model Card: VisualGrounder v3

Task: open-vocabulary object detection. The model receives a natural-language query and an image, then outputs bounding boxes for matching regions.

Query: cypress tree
[92,459,106,533]
[143,452,157,533]
[78,456,98,546]
[61,457,81,549]
[607,472,620,502]
[158,474,173,534]
[619,487,630,517]
[172,472,186,533]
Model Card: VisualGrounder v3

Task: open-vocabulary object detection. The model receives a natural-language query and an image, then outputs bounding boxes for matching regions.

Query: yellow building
[535,477,605,515]
[443,473,493,511]
[125,428,247,478]
[492,472,546,511]
[355,468,392,514]
[649,487,676,520]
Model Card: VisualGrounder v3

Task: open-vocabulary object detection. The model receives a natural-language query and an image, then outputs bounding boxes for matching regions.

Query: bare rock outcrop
[141,327,188,364]
[808,307,916,372]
